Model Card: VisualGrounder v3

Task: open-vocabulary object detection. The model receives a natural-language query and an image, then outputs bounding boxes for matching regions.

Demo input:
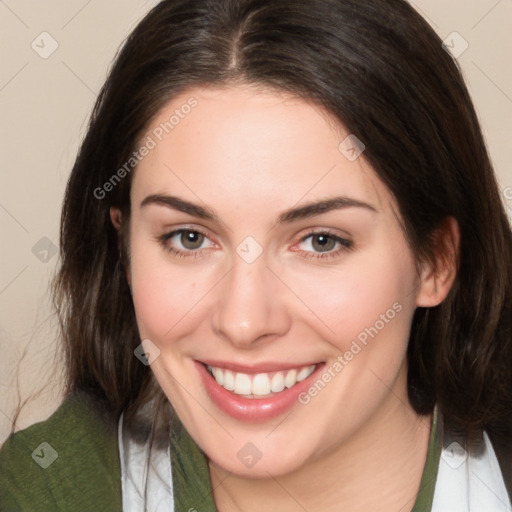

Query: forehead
[131,85,392,217]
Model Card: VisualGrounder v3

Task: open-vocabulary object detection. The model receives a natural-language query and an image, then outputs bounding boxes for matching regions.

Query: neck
[209,372,433,512]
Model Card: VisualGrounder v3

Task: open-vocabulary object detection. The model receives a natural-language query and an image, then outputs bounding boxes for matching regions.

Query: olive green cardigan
[0,392,510,511]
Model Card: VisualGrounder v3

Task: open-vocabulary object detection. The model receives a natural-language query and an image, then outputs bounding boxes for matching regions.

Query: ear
[110,207,122,231]
[109,207,132,290]
[415,216,460,308]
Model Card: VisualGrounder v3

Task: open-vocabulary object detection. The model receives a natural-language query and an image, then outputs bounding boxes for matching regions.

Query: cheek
[286,245,418,354]
[128,233,215,340]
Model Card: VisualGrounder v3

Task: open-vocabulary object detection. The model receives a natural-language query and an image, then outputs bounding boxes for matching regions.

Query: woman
[1,0,511,510]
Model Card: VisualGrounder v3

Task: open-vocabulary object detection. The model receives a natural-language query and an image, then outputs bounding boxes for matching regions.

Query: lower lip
[195,361,326,422]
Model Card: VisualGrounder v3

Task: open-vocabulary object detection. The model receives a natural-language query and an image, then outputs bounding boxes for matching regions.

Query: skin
[111,84,459,511]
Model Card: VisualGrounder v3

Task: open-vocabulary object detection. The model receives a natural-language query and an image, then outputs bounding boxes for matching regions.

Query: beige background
[1,0,511,444]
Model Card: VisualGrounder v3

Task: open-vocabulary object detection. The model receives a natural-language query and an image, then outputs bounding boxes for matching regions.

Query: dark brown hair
[53,0,512,438]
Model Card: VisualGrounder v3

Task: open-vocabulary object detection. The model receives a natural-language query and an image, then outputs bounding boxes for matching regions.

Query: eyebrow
[140,194,377,224]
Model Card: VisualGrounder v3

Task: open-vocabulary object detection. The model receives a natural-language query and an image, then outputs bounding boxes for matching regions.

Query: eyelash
[296,228,354,260]
[156,228,354,261]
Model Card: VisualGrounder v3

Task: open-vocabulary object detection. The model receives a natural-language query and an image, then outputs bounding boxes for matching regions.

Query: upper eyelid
[161,226,350,239]
[298,228,351,240]
[162,225,212,239]
[162,227,215,246]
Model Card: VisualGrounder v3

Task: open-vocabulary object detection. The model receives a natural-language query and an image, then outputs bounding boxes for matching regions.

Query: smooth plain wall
[1,0,511,444]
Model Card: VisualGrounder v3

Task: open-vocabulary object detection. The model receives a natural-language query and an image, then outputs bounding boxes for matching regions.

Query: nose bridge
[211,252,290,347]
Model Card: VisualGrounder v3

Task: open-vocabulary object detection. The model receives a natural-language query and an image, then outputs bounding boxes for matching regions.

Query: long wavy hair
[53,0,512,440]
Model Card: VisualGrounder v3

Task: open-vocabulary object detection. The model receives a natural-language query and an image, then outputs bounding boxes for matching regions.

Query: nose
[210,253,292,349]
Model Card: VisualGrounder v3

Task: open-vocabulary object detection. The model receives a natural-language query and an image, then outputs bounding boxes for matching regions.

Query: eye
[295,230,353,260]
[157,228,214,258]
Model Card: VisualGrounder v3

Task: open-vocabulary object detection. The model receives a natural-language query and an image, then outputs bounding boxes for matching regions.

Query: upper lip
[197,359,322,374]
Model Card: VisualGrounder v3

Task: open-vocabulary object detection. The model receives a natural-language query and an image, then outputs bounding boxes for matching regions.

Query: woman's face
[121,84,433,477]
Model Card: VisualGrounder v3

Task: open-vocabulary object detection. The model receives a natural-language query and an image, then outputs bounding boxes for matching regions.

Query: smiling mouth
[204,363,317,399]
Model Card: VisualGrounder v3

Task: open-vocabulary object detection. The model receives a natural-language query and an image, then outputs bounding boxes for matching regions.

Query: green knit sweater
[0,392,509,511]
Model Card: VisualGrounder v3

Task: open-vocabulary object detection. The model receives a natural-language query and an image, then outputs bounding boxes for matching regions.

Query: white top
[118,411,175,512]
[432,413,510,511]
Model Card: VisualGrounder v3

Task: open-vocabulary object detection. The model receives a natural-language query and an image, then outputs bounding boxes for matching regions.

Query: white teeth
[296,365,315,382]
[252,373,271,396]
[284,369,297,388]
[206,364,317,397]
[223,370,235,391]
[270,372,285,393]
[234,373,252,395]
[212,367,224,386]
